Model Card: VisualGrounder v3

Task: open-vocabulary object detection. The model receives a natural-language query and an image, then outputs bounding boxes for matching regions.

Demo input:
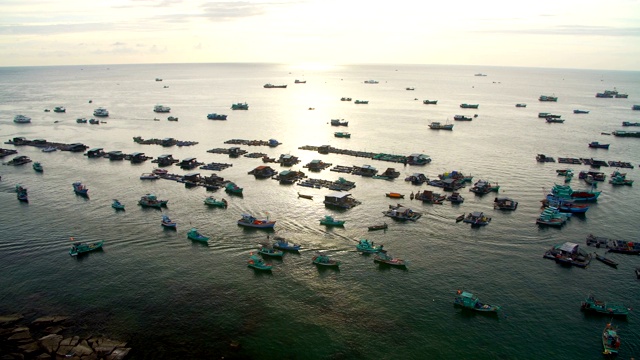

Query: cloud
[482,25,640,37]
[0,22,114,36]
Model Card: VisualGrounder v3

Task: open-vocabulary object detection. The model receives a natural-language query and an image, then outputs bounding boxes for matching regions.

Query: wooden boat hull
[594,254,618,268]
[368,224,388,231]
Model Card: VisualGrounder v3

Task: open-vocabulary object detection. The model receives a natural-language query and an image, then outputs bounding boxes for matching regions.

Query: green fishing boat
[453,290,501,314]
[248,253,272,271]
[319,215,345,226]
[258,246,284,258]
[69,239,104,256]
[111,199,125,210]
[312,253,340,268]
[225,182,243,195]
[187,228,209,242]
[602,322,621,356]
[204,196,228,207]
[356,239,383,254]
[581,295,631,317]
[32,162,43,172]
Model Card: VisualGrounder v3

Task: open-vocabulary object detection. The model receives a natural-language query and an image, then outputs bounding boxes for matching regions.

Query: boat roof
[182,157,196,161]
[158,154,172,158]
[559,242,579,253]
[461,291,475,298]
[280,170,292,176]
[184,172,200,177]
[88,147,103,151]
[326,192,351,199]
[130,152,144,156]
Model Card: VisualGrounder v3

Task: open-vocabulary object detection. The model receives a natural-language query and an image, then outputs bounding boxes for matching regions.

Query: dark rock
[56,344,75,357]
[70,341,93,357]
[35,354,51,360]
[18,341,40,354]
[38,333,62,353]
[59,336,79,347]
[105,347,130,360]
[7,330,31,341]
[0,314,24,326]
[31,316,69,326]
[44,326,64,334]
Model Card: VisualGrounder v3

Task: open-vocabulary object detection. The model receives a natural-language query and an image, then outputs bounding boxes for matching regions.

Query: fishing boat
[542,196,590,214]
[41,146,57,152]
[383,204,422,221]
[609,174,634,186]
[225,182,243,195]
[453,290,501,314]
[320,215,345,226]
[373,252,407,268]
[161,215,177,229]
[334,132,351,138]
[588,141,609,149]
[167,116,178,121]
[494,197,518,210]
[237,213,276,229]
[446,192,465,204]
[312,253,340,268]
[385,192,404,199]
[594,253,618,268]
[264,83,287,88]
[453,115,473,121]
[204,196,228,208]
[355,100,368,104]
[582,295,630,317]
[545,117,565,123]
[330,119,349,126]
[586,234,640,255]
[423,100,438,104]
[356,239,383,254]
[573,109,589,114]
[272,236,301,252]
[231,102,249,110]
[72,182,89,196]
[187,228,209,242]
[340,97,352,101]
[138,194,168,208]
[368,222,388,231]
[69,239,104,256]
[455,214,465,222]
[297,192,313,200]
[16,184,28,202]
[460,103,479,108]
[536,207,571,226]
[111,199,125,210]
[207,113,227,120]
[538,95,558,102]
[515,103,527,107]
[469,180,499,195]
[257,246,284,258]
[139,173,159,180]
[247,253,272,271]
[463,212,491,226]
[428,122,453,130]
[153,105,171,113]
[32,162,43,172]
[13,115,31,123]
[602,323,621,356]
[93,107,109,117]
[543,242,592,268]
[550,184,601,202]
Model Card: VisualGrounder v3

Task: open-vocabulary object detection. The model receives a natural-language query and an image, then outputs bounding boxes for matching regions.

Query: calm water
[1,64,639,359]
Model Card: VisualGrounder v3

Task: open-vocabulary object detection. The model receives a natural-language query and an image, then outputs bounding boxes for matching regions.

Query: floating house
[84,148,105,158]
[107,151,125,160]
[323,192,361,209]
[179,157,203,170]
[126,152,152,163]
[304,159,332,172]
[279,154,300,167]
[406,153,431,165]
[248,165,277,178]
[153,154,179,166]
[275,170,306,184]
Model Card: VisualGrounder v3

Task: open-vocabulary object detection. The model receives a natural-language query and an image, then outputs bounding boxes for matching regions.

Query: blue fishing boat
[111,199,125,210]
[69,239,104,256]
[356,239,384,254]
[237,213,276,229]
[138,194,168,208]
[72,182,89,196]
[187,228,209,242]
[550,184,601,203]
[454,290,501,314]
[542,196,590,214]
[272,236,301,252]
[536,207,571,226]
[247,253,272,271]
[16,184,28,202]
[161,215,177,229]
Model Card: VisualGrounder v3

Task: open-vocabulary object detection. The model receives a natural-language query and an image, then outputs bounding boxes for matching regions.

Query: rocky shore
[0,314,130,360]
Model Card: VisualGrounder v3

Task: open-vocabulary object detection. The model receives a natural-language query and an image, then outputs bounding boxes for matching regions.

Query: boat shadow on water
[71,248,104,261]
[453,305,501,319]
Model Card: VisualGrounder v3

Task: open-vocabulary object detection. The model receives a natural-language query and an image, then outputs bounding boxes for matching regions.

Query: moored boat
[272,236,301,252]
[453,290,501,314]
[32,162,43,172]
[428,122,453,130]
[536,206,571,226]
[93,107,109,117]
[187,228,209,242]
[385,192,404,199]
[320,215,345,226]
[111,199,125,210]
[231,102,249,110]
[297,192,313,200]
[463,211,491,226]
[494,197,518,210]
[573,109,589,114]
[460,103,479,108]
[69,239,104,256]
[446,192,465,204]
[594,253,618,268]
[588,141,609,149]
[257,246,284,258]
[225,182,243,195]
[469,180,499,195]
[237,213,276,229]
[543,242,591,268]
[13,115,32,123]
[383,204,422,221]
[139,172,159,180]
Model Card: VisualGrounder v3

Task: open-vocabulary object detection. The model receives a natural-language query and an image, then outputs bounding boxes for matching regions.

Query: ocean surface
[1,63,639,359]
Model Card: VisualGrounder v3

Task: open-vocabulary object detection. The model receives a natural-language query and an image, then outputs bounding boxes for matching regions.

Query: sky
[0,0,639,70]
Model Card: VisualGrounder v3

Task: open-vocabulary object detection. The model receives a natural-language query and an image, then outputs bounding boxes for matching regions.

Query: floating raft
[224,139,281,147]
[0,148,18,158]
[199,162,233,171]
[299,145,409,163]
[543,156,633,168]
[244,152,267,158]
[158,172,229,190]
[206,147,248,156]
[297,178,356,191]
[5,137,88,152]
[133,136,198,147]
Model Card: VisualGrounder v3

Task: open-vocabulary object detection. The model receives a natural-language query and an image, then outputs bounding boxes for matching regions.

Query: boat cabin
[10,137,28,145]
[379,168,400,179]
[228,147,243,157]
[85,148,105,158]
[66,143,89,152]
[127,152,152,163]
[275,170,305,184]
[154,154,178,166]
[279,154,300,167]
[407,153,431,165]
[183,172,201,183]
[353,165,378,177]
[248,166,276,178]
[268,139,280,147]
[323,192,361,209]
[179,157,203,170]
[305,159,331,171]
[107,151,125,160]
[161,138,176,147]
[405,173,429,185]
[441,178,464,191]
[318,145,331,154]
